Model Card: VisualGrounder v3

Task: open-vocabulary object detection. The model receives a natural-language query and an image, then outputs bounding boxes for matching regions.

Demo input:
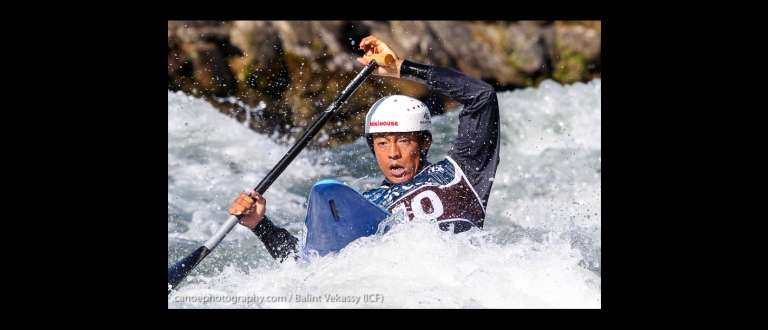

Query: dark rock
[167,20,601,149]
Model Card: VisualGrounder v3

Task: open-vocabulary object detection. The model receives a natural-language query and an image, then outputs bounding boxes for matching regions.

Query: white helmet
[364,95,432,158]
[365,95,431,134]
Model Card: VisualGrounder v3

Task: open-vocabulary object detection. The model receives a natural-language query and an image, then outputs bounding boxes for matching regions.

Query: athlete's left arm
[400,60,501,204]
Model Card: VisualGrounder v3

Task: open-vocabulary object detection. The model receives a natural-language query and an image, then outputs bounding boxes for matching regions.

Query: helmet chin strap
[418,132,432,168]
[418,156,429,172]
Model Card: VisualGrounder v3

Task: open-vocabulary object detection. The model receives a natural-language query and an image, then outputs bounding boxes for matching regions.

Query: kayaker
[228,35,501,261]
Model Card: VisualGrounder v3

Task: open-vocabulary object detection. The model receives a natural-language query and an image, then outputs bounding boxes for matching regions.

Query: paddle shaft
[252,60,378,197]
[168,59,379,295]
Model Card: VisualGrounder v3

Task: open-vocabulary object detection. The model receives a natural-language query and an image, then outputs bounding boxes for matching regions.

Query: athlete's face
[372,132,430,184]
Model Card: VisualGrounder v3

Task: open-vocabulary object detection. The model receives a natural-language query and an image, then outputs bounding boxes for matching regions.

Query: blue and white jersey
[363,157,486,228]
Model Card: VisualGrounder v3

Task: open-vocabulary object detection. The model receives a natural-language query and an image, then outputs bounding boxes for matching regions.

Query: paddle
[168,56,384,295]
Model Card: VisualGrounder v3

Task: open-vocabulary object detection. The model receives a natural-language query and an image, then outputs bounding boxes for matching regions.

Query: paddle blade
[168,245,211,294]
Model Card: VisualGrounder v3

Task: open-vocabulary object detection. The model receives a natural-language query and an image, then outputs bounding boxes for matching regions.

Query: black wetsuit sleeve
[400,60,501,208]
[250,215,300,262]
